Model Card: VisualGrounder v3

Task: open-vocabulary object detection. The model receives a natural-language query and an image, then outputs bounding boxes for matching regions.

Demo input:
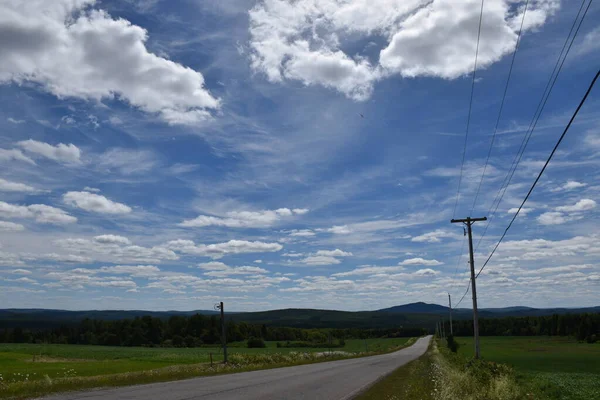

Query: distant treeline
[449,313,600,341]
[0,314,426,347]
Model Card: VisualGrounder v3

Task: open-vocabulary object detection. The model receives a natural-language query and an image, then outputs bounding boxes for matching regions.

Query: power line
[469,0,530,215]
[454,278,471,308]
[476,69,599,279]
[473,0,593,252]
[453,0,486,219]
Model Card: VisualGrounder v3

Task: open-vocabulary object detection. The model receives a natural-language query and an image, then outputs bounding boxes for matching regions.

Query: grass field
[0,337,411,396]
[455,336,600,400]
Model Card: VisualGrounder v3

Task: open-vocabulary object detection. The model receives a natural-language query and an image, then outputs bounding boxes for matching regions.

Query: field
[455,336,600,400]
[0,338,411,397]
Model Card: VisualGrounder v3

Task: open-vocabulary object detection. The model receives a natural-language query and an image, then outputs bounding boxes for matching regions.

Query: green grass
[455,336,600,400]
[0,338,412,398]
[356,344,434,400]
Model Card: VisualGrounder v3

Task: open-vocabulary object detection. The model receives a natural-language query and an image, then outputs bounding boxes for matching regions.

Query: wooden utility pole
[451,216,486,359]
[448,293,453,336]
[215,302,228,363]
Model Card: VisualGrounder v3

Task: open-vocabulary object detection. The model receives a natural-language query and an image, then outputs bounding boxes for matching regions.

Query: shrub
[446,335,459,353]
[247,337,266,348]
[586,334,597,344]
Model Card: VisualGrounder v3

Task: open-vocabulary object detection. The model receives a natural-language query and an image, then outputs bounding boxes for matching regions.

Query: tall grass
[431,340,523,400]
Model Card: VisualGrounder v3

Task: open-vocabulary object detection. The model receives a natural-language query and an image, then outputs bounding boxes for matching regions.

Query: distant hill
[0,304,598,330]
[378,302,449,314]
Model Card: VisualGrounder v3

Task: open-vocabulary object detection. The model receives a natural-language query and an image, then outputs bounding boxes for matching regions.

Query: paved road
[41,336,431,400]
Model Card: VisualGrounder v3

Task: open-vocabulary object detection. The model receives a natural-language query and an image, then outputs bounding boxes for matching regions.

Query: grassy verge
[0,338,415,399]
[356,341,435,400]
[432,339,522,400]
[455,336,600,400]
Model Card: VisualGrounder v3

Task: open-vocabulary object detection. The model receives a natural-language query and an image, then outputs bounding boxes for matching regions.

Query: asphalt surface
[41,336,432,400]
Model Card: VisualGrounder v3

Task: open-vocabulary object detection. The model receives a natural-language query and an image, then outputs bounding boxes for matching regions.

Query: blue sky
[0,0,598,311]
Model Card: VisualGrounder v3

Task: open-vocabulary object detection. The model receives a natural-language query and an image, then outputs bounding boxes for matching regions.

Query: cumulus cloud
[299,255,342,266]
[507,207,534,215]
[98,265,161,277]
[0,221,25,231]
[63,191,132,214]
[93,235,132,245]
[538,199,596,225]
[411,229,457,243]
[399,257,443,266]
[197,261,269,277]
[550,180,587,192]
[0,0,219,125]
[249,0,558,99]
[555,199,596,213]
[57,237,178,264]
[289,229,316,237]
[537,211,569,225]
[333,265,404,277]
[180,208,307,228]
[327,225,353,234]
[0,201,76,224]
[315,249,353,257]
[0,178,38,193]
[17,140,81,164]
[165,239,283,258]
[0,148,35,165]
[414,268,439,276]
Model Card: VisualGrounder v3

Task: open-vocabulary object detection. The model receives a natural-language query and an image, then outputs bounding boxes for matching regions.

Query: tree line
[448,312,600,342]
[0,313,426,347]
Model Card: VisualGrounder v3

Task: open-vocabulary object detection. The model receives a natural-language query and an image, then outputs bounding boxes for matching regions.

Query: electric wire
[453,0,486,219]
[476,69,599,279]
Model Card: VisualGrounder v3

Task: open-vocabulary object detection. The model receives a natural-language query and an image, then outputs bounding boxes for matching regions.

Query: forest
[449,312,600,341]
[0,313,426,347]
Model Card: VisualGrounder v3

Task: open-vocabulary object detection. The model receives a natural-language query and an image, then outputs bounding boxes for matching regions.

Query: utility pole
[215,302,228,363]
[448,293,453,336]
[451,216,486,359]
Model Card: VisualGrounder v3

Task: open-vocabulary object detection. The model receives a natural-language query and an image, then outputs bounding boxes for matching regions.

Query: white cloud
[315,249,353,257]
[0,221,25,231]
[289,229,316,237]
[96,148,159,175]
[413,268,438,276]
[24,253,93,263]
[0,1,220,125]
[411,229,457,243]
[537,211,569,225]
[198,261,269,277]
[84,187,101,192]
[327,225,353,234]
[0,201,76,224]
[550,181,587,192]
[0,178,38,193]
[17,140,81,164]
[507,207,534,215]
[283,252,304,258]
[165,239,283,258]
[63,191,132,214]
[93,235,132,245]
[98,265,161,277]
[333,265,404,277]
[292,208,309,215]
[7,117,25,124]
[11,269,31,275]
[299,255,342,266]
[57,237,177,264]
[0,148,35,165]
[555,199,596,213]
[180,208,307,228]
[575,26,600,56]
[399,257,443,266]
[249,0,558,99]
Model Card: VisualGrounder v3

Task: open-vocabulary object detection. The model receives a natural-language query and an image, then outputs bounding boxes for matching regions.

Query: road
[41,336,431,400]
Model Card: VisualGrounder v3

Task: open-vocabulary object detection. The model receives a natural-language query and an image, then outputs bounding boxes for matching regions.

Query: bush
[247,337,266,348]
[586,334,597,344]
[446,335,459,353]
